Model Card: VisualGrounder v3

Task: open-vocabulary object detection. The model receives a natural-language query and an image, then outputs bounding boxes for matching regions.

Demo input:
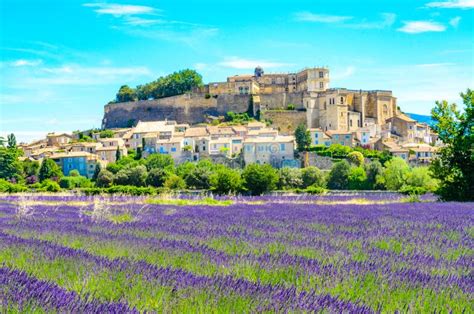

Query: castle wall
[261,110,307,135]
[102,93,251,128]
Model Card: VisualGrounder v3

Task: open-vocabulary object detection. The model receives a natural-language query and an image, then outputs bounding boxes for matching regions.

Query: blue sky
[1,0,473,142]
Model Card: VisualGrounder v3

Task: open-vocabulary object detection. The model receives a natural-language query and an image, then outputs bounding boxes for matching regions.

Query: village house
[96,146,128,163]
[326,130,354,147]
[50,152,102,178]
[309,128,332,147]
[46,133,73,147]
[243,135,295,168]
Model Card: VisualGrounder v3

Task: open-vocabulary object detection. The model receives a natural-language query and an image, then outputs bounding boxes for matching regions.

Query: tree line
[112,69,203,103]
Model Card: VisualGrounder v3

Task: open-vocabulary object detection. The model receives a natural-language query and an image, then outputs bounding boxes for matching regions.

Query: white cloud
[10,59,43,67]
[345,13,396,29]
[397,21,446,33]
[426,0,474,9]
[415,63,455,67]
[294,12,352,23]
[218,57,292,69]
[332,66,356,80]
[194,63,208,71]
[83,3,158,16]
[449,16,462,27]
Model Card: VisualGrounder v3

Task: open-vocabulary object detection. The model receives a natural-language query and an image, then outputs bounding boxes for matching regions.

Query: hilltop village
[18,67,438,179]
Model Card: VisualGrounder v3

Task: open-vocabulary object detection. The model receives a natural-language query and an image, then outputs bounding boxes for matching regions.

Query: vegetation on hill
[112,69,203,103]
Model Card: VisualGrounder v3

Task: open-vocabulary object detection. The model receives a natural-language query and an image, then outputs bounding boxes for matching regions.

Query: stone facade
[260,110,307,135]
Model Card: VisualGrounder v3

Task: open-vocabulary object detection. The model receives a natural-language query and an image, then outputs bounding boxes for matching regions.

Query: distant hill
[406,113,434,125]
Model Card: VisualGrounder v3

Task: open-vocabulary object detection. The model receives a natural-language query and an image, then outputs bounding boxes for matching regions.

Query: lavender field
[0,194,473,313]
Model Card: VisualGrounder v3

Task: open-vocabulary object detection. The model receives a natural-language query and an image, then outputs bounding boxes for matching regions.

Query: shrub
[210,167,242,195]
[164,175,186,190]
[40,180,61,192]
[69,169,80,177]
[305,185,327,194]
[301,166,325,188]
[287,104,296,110]
[99,130,114,138]
[242,163,278,195]
[348,167,367,190]
[114,165,148,187]
[146,168,169,187]
[365,161,384,190]
[347,151,364,167]
[184,160,214,189]
[278,167,303,190]
[0,179,27,193]
[96,170,114,188]
[381,157,410,190]
[59,176,91,189]
[145,154,175,172]
[405,167,438,192]
[400,185,427,196]
[327,160,351,190]
[107,185,156,195]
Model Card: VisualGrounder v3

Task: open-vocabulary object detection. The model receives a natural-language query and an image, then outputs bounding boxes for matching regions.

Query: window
[319,71,323,78]
[350,120,353,127]
[171,147,177,152]
[319,82,324,89]
[245,145,251,152]
[315,133,318,138]
[280,144,285,151]
[340,97,344,104]
[345,135,350,139]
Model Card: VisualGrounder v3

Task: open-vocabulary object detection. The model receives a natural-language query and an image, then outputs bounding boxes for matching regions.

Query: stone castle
[102,67,399,135]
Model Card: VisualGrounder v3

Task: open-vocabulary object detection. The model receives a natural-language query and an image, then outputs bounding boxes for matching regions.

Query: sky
[1,0,473,143]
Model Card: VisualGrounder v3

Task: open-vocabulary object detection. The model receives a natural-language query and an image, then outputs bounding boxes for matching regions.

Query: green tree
[242,163,278,195]
[381,157,410,190]
[0,148,22,180]
[347,151,364,167]
[115,147,121,162]
[164,174,186,190]
[7,134,16,149]
[38,159,62,182]
[92,163,101,181]
[210,167,242,194]
[96,169,114,188]
[145,154,175,172]
[405,167,438,192]
[364,160,384,189]
[0,136,5,147]
[327,160,351,190]
[114,165,148,187]
[348,166,367,190]
[301,166,325,188]
[146,168,169,187]
[277,167,303,190]
[430,89,474,201]
[294,124,311,152]
[116,85,137,103]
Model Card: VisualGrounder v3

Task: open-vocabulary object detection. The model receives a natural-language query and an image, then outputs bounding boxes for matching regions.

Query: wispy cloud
[2,59,43,67]
[83,2,217,47]
[332,66,356,80]
[345,13,396,29]
[397,21,446,33]
[217,57,292,69]
[449,16,462,27]
[295,12,396,30]
[294,12,352,23]
[415,63,455,67]
[426,0,474,9]
[83,3,159,16]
